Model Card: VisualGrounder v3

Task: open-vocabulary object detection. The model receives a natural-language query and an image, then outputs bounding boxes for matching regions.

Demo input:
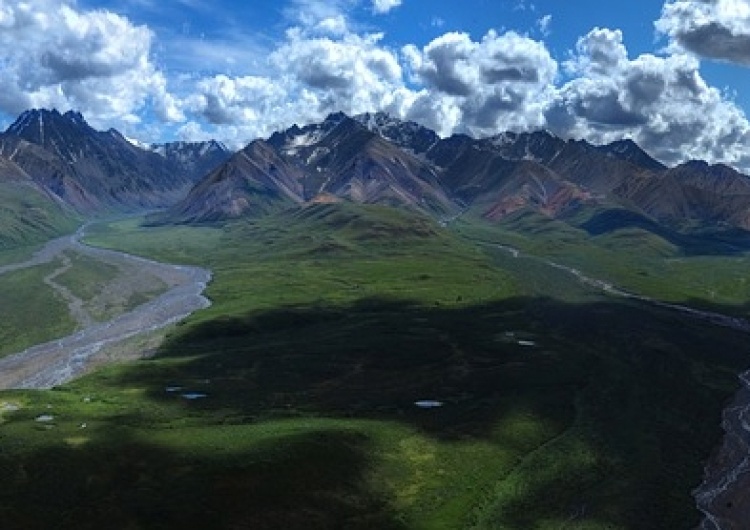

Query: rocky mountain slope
[158,113,458,223]
[4,108,750,238]
[0,155,79,247]
[151,140,232,182]
[0,109,228,213]
[159,111,750,234]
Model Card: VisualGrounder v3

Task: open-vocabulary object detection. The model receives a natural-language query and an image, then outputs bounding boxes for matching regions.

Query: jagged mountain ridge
[160,140,308,223]
[273,113,454,209]
[358,113,750,230]
[165,110,750,232]
[150,140,232,182]
[354,112,440,155]
[0,134,98,211]
[3,108,750,234]
[614,161,750,229]
[159,113,458,223]
[0,109,228,212]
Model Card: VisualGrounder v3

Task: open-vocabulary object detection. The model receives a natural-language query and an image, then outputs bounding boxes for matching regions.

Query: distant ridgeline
[2,108,750,242]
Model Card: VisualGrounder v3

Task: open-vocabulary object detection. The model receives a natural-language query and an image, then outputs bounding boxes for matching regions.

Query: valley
[1,109,750,528]
[0,207,746,528]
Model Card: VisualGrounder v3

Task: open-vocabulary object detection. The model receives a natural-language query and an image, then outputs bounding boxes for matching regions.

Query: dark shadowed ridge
[0,109,229,214]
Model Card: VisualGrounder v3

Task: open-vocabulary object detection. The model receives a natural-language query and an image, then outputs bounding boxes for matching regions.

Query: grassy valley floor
[0,204,748,529]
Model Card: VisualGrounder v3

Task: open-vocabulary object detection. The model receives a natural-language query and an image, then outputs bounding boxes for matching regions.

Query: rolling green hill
[0,204,747,529]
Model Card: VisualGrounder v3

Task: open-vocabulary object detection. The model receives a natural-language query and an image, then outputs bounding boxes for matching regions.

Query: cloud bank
[0,0,174,129]
[657,0,750,65]
[549,28,750,168]
[1,0,750,172]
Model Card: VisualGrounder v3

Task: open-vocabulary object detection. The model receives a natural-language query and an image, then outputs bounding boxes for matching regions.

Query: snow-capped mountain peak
[148,140,232,181]
[353,112,440,155]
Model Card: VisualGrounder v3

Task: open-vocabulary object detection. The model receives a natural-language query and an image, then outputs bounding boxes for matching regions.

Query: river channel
[0,225,211,389]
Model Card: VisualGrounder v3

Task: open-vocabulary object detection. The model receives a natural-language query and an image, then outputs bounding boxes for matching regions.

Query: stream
[495,244,750,529]
[0,225,211,389]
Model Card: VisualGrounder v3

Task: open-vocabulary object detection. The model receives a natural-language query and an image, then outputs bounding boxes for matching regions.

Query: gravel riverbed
[0,226,211,389]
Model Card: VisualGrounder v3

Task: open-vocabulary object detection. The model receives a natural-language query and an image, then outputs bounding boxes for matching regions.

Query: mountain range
[2,108,750,245]
[0,109,230,213]
[155,112,750,238]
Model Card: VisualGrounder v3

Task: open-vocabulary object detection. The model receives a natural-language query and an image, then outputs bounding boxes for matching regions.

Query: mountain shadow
[580,207,750,256]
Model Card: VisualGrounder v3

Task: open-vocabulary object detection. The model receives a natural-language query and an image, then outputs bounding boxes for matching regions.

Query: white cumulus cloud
[182,26,407,147]
[656,0,750,65]
[547,27,750,169]
[402,30,557,135]
[372,0,402,14]
[0,0,180,134]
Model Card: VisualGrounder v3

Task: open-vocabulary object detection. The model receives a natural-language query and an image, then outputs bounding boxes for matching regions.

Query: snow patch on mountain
[126,136,152,151]
[282,131,326,157]
[354,112,440,155]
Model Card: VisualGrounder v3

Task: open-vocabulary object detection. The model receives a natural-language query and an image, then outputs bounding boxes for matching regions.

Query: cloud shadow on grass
[4,294,750,529]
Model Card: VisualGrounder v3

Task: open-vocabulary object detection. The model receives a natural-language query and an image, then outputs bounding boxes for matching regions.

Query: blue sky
[2,0,750,171]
